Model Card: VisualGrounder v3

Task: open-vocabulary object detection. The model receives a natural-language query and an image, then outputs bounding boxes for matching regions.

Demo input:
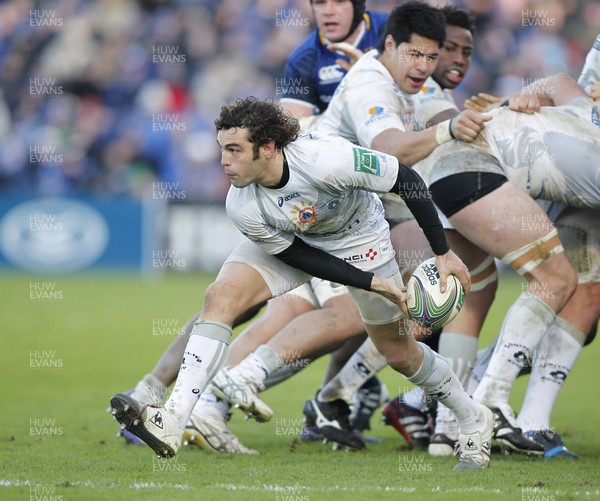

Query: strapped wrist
[435,119,455,145]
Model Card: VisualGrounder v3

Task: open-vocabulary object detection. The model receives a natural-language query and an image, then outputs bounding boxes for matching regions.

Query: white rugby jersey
[315,50,414,148]
[412,77,458,130]
[226,133,399,271]
[421,98,600,208]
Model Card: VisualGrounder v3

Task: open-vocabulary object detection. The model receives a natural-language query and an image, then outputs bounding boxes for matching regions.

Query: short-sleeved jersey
[420,98,600,208]
[315,50,414,148]
[280,12,387,114]
[226,133,398,271]
[411,77,458,130]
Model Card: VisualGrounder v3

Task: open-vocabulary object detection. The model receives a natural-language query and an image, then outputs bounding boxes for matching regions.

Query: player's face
[383,34,440,94]
[434,25,473,89]
[217,127,264,188]
[312,0,354,43]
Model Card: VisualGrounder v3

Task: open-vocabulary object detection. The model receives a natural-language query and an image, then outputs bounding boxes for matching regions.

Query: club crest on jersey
[353,147,380,176]
[290,200,318,225]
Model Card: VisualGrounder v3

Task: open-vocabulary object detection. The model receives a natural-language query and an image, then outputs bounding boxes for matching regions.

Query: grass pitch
[1,271,599,500]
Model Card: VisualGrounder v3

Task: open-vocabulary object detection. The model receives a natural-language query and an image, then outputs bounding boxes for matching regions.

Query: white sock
[466,334,499,396]
[434,332,478,438]
[318,337,387,403]
[264,360,311,389]
[192,388,230,419]
[407,343,482,434]
[472,295,555,408]
[164,320,231,430]
[517,317,585,432]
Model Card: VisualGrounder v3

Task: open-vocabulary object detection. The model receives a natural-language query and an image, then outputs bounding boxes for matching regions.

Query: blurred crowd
[0,0,598,202]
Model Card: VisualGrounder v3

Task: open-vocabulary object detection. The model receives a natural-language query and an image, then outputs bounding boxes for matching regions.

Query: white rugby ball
[406,257,465,329]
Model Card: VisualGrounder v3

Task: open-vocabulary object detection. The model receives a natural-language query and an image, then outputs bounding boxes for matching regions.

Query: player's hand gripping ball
[406,258,465,328]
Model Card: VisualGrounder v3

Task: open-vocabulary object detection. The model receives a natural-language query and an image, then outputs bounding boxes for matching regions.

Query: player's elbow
[371,131,415,166]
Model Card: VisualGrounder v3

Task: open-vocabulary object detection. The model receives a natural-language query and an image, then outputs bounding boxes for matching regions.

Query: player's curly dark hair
[215,97,300,160]
[441,5,476,36]
[376,1,446,53]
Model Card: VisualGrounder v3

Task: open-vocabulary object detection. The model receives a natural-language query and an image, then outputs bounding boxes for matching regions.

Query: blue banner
[0,195,148,272]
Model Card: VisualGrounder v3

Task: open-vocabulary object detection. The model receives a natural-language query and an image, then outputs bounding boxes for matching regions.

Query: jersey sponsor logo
[318,64,344,85]
[365,104,393,125]
[341,247,381,263]
[290,200,318,225]
[277,192,301,207]
[420,86,436,94]
[353,147,381,176]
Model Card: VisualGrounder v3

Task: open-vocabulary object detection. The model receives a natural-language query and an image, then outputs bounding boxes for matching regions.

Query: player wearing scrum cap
[280,0,387,123]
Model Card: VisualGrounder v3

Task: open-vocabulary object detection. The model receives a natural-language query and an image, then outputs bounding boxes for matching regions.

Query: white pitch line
[2,480,599,497]
[0,480,193,490]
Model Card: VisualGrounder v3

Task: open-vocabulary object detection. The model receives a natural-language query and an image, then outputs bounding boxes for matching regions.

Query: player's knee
[203,279,246,316]
[579,282,600,317]
[554,263,579,301]
[381,348,413,373]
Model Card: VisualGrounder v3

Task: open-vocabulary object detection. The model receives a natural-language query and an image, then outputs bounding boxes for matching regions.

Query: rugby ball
[406,257,465,329]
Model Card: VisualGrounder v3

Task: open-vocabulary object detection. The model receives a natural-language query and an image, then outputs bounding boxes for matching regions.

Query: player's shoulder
[359,11,388,51]
[419,77,444,97]
[290,132,352,153]
[286,30,323,66]
[288,133,355,168]
[226,186,257,214]
[365,10,388,31]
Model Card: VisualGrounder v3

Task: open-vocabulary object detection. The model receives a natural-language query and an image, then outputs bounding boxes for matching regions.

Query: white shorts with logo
[224,240,403,324]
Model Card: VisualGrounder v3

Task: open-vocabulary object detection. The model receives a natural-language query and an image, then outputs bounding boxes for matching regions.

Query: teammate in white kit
[417,72,600,455]
[110,97,495,471]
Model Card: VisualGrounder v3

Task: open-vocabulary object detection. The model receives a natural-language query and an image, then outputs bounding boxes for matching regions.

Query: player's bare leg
[428,231,498,455]
[127,300,267,410]
[450,182,577,453]
[110,262,277,457]
[184,292,317,453]
[209,293,367,423]
[364,316,493,469]
[516,207,600,457]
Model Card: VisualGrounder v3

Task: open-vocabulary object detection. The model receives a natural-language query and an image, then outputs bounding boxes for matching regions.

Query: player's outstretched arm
[509,72,588,113]
[371,110,491,165]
